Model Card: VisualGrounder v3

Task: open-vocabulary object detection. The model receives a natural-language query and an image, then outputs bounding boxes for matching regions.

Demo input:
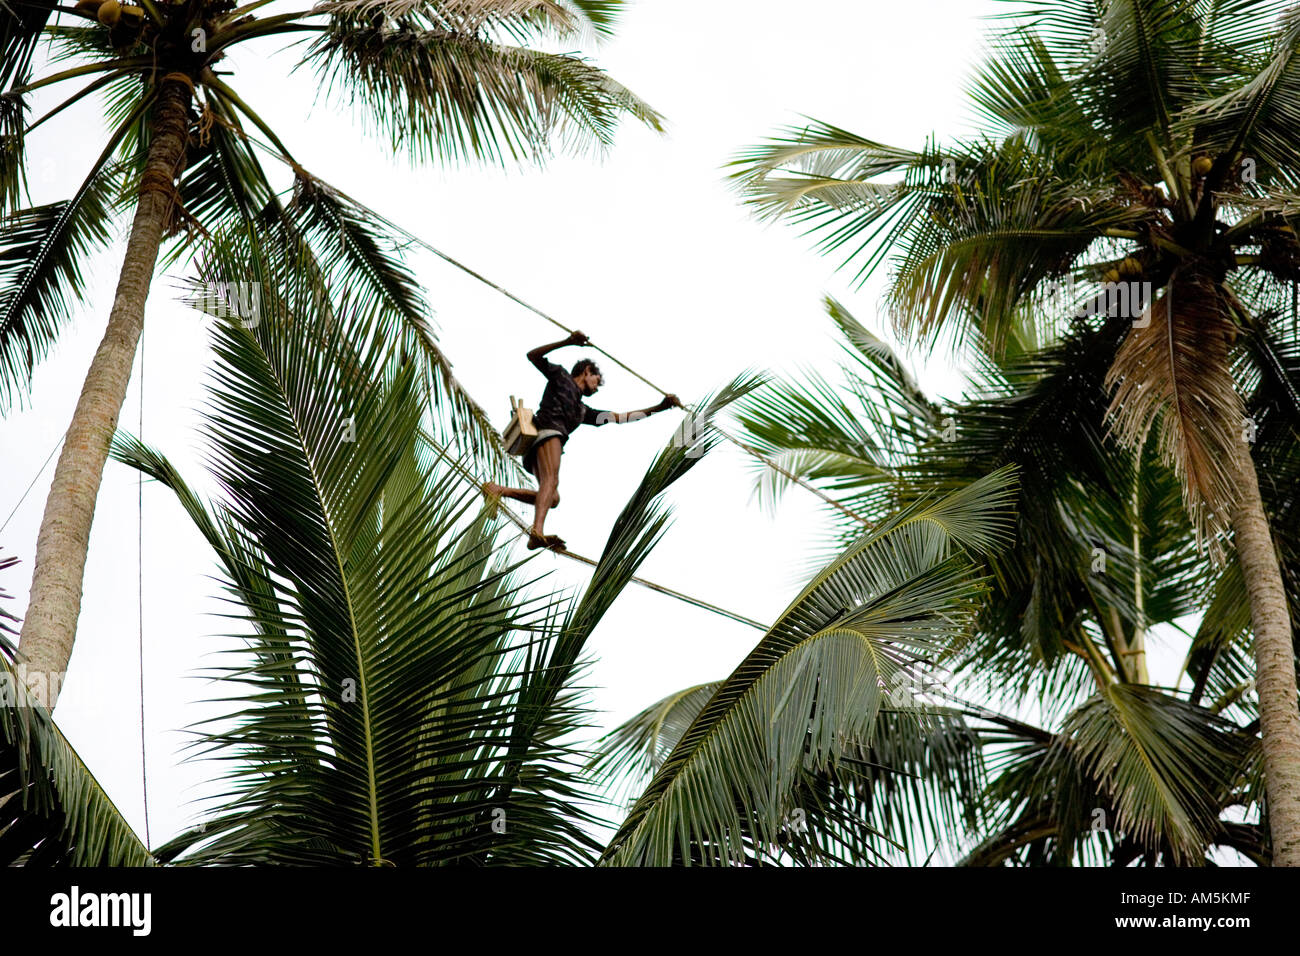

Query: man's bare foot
[527,531,566,551]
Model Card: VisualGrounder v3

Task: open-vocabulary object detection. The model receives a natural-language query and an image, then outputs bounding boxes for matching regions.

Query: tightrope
[419,429,766,631]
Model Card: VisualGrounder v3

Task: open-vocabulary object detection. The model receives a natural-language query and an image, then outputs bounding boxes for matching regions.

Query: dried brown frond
[1104,272,1244,561]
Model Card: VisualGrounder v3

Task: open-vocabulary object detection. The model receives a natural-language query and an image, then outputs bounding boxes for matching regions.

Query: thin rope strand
[138,333,151,850]
[419,430,765,630]
[160,128,764,632]
[232,132,873,530]
[359,196,875,529]
[0,434,64,535]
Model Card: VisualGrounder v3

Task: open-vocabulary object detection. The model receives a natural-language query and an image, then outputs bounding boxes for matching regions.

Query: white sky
[1,0,1194,853]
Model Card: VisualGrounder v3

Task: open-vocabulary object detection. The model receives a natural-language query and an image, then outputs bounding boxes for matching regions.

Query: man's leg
[528,437,563,547]
[485,484,536,504]
[482,484,561,510]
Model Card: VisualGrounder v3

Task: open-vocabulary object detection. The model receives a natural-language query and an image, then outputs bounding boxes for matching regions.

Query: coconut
[74,0,103,14]
[1193,155,1213,176]
[1102,268,1121,284]
[1118,257,1142,277]
[97,0,121,24]
[120,3,143,18]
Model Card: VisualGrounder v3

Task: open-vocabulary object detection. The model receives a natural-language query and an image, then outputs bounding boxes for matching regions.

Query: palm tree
[687,297,1276,864]
[731,0,1300,864]
[1,0,661,705]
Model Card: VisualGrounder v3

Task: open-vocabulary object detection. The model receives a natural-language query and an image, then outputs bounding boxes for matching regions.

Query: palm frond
[118,238,590,865]
[965,681,1253,865]
[0,86,27,215]
[304,15,662,166]
[600,468,1017,866]
[1104,274,1245,559]
[1175,7,1300,188]
[165,92,277,255]
[589,681,721,802]
[0,549,19,657]
[733,297,938,522]
[594,679,990,866]
[0,162,117,412]
[1046,684,1252,864]
[0,0,55,89]
[182,165,518,481]
[0,658,153,866]
[283,174,513,474]
[736,302,1184,703]
[968,28,1103,166]
[734,123,1144,346]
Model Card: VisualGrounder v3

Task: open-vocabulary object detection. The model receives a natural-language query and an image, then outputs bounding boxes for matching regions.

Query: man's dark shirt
[532,359,611,443]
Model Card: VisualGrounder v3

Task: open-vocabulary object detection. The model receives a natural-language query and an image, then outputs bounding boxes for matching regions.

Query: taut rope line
[138,327,151,848]
[419,429,766,631]
[232,132,875,530]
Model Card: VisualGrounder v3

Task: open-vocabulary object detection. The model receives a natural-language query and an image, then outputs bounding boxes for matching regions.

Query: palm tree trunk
[17,76,193,707]
[1230,438,1300,866]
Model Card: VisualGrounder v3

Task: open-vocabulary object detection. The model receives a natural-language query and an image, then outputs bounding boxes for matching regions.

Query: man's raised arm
[527,330,588,372]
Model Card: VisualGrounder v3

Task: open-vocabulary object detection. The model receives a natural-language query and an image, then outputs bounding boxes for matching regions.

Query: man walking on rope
[485,330,681,551]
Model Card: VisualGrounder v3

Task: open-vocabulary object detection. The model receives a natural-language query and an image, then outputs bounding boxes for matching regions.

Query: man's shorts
[523,429,566,477]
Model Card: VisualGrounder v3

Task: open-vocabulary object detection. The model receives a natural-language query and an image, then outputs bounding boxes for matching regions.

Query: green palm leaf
[0,84,155,410]
[0,550,18,652]
[1176,7,1300,188]
[1047,685,1251,864]
[281,176,513,473]
[590,682,722,799]
[114,234,757,865]
[113,239,574,864]
[963,683,1254,865]
[464,373,764,864]
[0,166,116,412]
[593,680,988,865]
[182,175,518,480]
[0,658,152,866]
[306,3,662,166]
[0,0,55,90]
[600,467,1017,866]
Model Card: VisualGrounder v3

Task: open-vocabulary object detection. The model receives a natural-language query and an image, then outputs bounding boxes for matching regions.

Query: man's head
[571,358,603,396]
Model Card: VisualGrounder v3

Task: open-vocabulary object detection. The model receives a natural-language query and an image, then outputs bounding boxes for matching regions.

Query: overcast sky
[1,0,1197,852]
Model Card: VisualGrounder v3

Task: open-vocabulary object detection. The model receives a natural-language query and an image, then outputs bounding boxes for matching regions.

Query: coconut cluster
[74,0,146,44]
[1100,257,1143,284]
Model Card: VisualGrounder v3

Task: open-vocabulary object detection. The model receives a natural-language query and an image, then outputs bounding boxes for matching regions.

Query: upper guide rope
[234,132,875,531]
[243,135,877,629]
